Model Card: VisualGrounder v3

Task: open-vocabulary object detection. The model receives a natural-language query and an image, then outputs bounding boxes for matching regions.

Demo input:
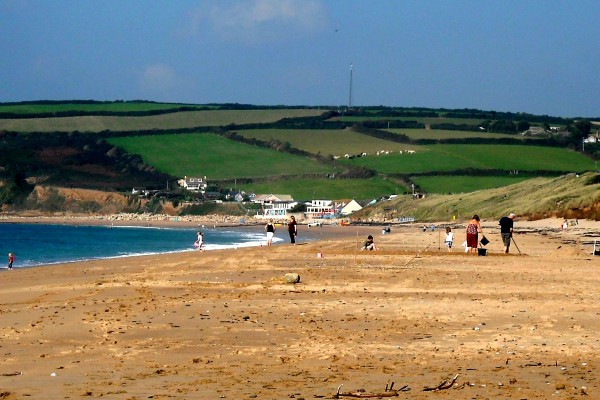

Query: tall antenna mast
[348,63,353,108]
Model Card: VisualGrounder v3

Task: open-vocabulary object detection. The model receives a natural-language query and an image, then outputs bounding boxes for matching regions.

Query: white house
[305,199,336,219]
[226,190,245,202]
[584,133,599,143]
[179,176,208,193]
[339,199,363,216]
[253,194,296,219]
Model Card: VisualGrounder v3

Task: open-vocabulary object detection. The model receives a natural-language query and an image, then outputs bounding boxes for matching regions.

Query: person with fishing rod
[498,213,516,254]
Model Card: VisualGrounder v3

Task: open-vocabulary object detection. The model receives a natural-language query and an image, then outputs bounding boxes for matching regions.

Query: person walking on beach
[499,213,516,253]
[195,231,204,252]
[8,253,14,270]
[445,227,454,252]
[288,215,298,245]
[265,219,276,246]
[465,215,483,253]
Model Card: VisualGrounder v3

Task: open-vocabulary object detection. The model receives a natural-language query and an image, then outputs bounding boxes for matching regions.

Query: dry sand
[0,218,599,399]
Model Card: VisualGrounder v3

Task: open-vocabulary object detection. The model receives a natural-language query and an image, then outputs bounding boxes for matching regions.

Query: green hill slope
[356,172,600,221]
[2,102,599,214]
[108,133,335,180]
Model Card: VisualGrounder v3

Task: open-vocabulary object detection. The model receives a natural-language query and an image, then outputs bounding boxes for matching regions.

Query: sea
[0,223,296,269]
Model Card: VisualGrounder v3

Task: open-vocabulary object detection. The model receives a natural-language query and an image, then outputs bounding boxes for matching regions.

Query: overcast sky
[1,0,599,117]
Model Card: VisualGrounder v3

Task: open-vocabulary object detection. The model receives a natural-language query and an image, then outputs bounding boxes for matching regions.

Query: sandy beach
[0,217,599,399]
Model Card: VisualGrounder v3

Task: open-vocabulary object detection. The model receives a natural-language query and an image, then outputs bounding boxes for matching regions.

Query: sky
[1,0,599,118]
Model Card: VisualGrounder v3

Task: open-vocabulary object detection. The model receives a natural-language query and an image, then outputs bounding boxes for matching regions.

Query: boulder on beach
[284,273,300,284]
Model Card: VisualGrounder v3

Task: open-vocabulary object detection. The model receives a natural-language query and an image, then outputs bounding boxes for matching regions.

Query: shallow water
[0,223,290,268]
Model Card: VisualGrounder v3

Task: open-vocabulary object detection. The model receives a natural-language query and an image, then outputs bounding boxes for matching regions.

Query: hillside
[0,109,322,132]
[1,101,599,216]
[355,172,600,221]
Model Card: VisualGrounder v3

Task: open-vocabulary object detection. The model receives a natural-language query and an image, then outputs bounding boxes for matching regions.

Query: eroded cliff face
[13,185,148,215]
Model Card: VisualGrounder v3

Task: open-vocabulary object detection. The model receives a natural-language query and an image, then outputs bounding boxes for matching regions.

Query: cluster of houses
[175,176,365,220]
[521,127,600,145]
[252,195,364,220]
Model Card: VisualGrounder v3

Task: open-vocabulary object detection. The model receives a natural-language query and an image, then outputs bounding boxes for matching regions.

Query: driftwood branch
[423,374,459,391]
[1,371,22,376]
[334,383,409,398]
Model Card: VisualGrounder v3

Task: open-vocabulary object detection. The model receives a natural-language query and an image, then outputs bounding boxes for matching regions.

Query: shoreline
[1,213,598,271]
[2,213,598,235]
[0,213,253,228]
[0,216,388,270]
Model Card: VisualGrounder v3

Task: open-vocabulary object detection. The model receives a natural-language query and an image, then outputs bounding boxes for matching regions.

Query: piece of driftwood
[423,374,459,391]
[523,362,542,367]
[334,383,409,398]
[1,372,22,376]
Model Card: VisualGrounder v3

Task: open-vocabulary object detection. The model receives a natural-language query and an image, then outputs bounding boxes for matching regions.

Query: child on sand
[362,235,378,251]
[445,227,454,252]
[8,253,14,270]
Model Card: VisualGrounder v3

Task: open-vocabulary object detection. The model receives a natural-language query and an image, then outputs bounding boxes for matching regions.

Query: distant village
[132,175,384,221]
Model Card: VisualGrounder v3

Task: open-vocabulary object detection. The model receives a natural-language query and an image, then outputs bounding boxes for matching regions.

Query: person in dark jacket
[287,215,297,244]
[498,213,515,253]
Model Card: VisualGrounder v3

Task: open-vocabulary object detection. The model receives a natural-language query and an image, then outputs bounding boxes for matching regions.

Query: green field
[413,175,532,194]
[3,101,596,201]
[0,109,323,133]
[240,177,403,200]
[345,144,596,174]
[387,128,538,140]
[236,129,417,155]
[333,116,486,125]
[108,133,335,180]
[0,102,206,114]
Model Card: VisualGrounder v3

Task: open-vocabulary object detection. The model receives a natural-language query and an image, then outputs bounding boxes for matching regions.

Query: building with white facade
[339,199,363,215]
[253,194,296,219]
[305,199,336,219]
[179,176,208,193]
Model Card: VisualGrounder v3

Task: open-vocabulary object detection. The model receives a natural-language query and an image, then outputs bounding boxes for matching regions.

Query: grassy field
[235,129,417,156]
[387,128,539,140]
[332,116,486,125]
[108,133,335,180]
[345,144,596,174]
[239,177,403,200]
[0,109,323,132]
[0,102,206,114]
[3,102,596,201]
[413,175,532,194]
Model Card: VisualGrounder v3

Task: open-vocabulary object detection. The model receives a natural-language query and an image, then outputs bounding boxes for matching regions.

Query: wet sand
[0,218,598,399]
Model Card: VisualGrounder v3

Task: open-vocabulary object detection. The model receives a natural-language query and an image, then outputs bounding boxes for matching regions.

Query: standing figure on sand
[288,215,298,245]
[8,252,14,270]
[445,227,454,252]
[265,219,276,246]
[499,213,516,253]
[465,215,483,253]
[195,231,204,252]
